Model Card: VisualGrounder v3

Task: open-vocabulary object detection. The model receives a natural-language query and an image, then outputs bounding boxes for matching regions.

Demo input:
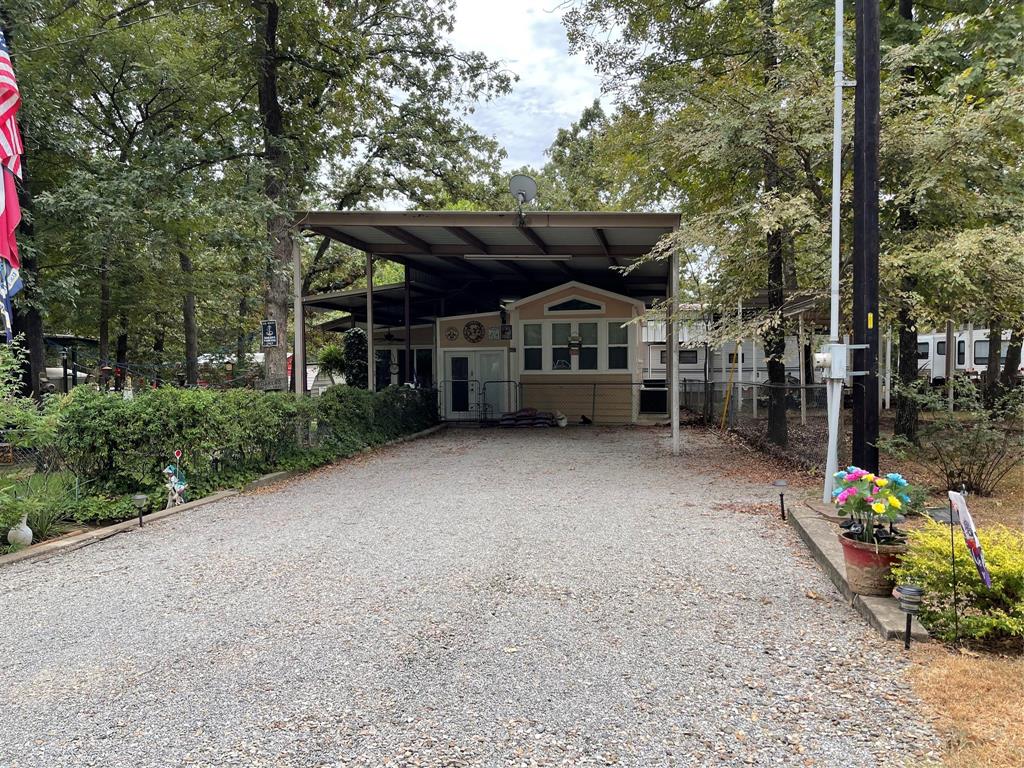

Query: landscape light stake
[773,479,788,521]
[894,584,923,650]
[132,493,148,528]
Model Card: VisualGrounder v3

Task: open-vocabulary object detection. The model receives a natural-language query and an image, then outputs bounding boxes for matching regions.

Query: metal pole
[752,340,758,419]
[669,249,680,454]
[884,325,892,410]
[851,0,880,472]
[61,349,68,394]
[799,313,807,426]
[71,347,78,388]
[366,253,375,392]
[404,269,412,384]
[291,233,306,399]
[823,0,846,501]
[736,301,743,415]
[945,320,954,411]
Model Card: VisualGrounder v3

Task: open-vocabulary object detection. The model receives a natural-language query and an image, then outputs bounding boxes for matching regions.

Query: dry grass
[908,645,1024,768]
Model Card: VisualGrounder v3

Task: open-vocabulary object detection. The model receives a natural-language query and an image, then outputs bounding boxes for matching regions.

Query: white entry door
[444,350,506,420]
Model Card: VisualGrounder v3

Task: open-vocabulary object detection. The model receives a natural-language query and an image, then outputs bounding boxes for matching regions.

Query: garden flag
[0,30,23,342]
[948,491,992,588]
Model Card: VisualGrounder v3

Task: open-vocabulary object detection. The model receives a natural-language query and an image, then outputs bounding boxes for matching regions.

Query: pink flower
[866,496,875,503]
[844,473,858,482]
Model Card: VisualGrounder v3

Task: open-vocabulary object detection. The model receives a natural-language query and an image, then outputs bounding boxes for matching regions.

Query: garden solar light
[773,479,788,521]
[893,584,923,650]
[132,493,148,528]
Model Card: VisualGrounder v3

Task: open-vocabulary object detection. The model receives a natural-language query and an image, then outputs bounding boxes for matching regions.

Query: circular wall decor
[445,327,460,341]
[463,320,485,343]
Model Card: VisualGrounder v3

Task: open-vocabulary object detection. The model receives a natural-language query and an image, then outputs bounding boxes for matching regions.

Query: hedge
[55,384,438,507]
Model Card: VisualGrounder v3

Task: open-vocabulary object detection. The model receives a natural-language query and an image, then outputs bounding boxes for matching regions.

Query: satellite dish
[509,174,538,206]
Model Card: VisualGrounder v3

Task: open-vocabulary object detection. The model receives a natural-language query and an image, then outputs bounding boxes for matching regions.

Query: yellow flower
[864,473,875,483]
[889,495,901,509]
[871,502,885,514]
[876,478,889,487]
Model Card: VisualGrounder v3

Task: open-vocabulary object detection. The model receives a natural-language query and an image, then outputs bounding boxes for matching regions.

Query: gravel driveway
[0,427,936,767]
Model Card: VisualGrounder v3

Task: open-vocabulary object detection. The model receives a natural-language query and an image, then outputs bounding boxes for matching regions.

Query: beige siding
[519,373,634,424]
[438,313,508,349]
[516,286,638,320]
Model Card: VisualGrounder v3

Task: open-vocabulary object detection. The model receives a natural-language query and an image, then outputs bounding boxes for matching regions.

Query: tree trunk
[178,247,199,386]
[761,0,786,447]
[892,0,920,441]
[255,0,291,389]
[893,285,919,441]
[984,322,1002,406]
[115,327,128,391]
[1001,325,1022,388]
[152,326,164,387]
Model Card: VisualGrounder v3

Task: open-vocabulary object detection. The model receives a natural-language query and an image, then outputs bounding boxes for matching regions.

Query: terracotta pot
[838,532,906,596]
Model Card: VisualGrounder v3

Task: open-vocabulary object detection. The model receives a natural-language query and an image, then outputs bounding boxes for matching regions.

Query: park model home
[295,210,681,428]
[435,283,645,422]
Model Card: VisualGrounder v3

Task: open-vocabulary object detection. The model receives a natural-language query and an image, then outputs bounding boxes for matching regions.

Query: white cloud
[450,0,603,170]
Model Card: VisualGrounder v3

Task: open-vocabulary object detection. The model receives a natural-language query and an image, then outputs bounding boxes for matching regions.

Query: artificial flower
[871,502,885,514]
[876,478,889,487]
[889,495,901,509]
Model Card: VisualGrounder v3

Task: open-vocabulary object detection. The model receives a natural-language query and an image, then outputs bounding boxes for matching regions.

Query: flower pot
[838,531,906,596]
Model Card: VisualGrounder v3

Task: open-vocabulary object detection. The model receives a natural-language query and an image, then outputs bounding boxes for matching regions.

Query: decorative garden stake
[893,584,923,650]
[132,493,148,528]
[946,489,992,645]
[773,479,788,521]
[163,462,187,509]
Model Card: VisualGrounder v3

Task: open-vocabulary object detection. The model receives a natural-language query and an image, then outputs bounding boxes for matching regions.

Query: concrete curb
[1,422,447,569]
[0,489,239,569]
[789,497,928,642]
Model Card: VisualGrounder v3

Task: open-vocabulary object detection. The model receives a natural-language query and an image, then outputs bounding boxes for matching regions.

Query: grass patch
[909,646,1024,768]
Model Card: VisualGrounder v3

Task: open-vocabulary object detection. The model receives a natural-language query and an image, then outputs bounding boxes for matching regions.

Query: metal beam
[595,227,620,268]
[296,209,681,231]
[518,226,550,254]
[445,226,489,252]
[375,225,433,253]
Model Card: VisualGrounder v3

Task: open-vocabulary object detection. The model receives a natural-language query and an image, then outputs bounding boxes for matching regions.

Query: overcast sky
[449,0,604,170]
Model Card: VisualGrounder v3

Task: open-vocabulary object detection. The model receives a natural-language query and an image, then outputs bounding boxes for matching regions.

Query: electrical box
[827,342,848,380]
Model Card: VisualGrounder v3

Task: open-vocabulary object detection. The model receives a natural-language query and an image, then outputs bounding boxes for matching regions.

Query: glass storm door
[446,353,474,419]
[444,351,505,420]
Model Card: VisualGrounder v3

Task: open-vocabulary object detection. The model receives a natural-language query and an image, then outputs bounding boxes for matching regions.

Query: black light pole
[852,0,881,472]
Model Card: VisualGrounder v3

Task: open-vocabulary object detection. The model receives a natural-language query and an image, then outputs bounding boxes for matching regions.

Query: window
[957,340,965,366]
[552,322,572,370]
[936,341,946,355]
[415,348,434,387]
[975,340,1008,366]
[659,347,698,365]
[524,323,543,370]
[728,352,745,364]
[579,322,598,370]
[608,322,629,370]
[548,298,602,312]
[521,320,631,373]
[917,342,930,360]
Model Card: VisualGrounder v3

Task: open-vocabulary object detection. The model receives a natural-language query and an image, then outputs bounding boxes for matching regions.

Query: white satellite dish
[509,174,538,206]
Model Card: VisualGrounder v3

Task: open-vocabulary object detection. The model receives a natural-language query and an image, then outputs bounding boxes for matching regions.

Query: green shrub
[53,383,436,506]
[69,495,138,525]
[894,520,1024,648]
[341,328,368,388]
[317,343,345,377]
[317,385,377,451]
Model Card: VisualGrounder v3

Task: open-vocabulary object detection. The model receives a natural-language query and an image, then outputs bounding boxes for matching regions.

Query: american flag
[0,31,22,341]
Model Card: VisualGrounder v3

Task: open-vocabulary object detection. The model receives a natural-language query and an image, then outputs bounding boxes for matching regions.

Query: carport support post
[292,232,306,399]
[798,313,806,425]
[669,249,680,455]
[404,269,412,384]
[366,253,375,392]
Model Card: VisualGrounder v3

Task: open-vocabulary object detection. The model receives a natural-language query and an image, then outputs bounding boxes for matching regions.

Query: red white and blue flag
[0,31,23,341]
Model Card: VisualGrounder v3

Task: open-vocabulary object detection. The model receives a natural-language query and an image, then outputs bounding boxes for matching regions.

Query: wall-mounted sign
[487,326,500,341]
[261,320,279,348]
[568,334,582,355]
[445,327,459,341]
[500,324,513,340]
[463,320,485,343]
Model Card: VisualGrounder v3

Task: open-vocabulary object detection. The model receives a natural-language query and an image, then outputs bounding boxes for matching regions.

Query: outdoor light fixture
[773,479,788,521]
[132,493,149,528]
[464,254,573,261]
[893,584,924,650]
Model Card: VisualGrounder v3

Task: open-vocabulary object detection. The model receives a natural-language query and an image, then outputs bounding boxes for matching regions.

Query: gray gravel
[0,427,938,767]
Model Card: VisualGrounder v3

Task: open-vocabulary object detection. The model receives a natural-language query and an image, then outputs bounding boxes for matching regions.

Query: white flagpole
[823,0,846,502]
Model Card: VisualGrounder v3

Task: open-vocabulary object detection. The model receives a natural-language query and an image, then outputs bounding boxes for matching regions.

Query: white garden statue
[7,514,32,546]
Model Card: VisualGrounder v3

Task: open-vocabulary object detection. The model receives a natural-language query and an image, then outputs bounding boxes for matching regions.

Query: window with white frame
[523,323,543,370]
[608,322,629,369]
[519,319,631,373]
